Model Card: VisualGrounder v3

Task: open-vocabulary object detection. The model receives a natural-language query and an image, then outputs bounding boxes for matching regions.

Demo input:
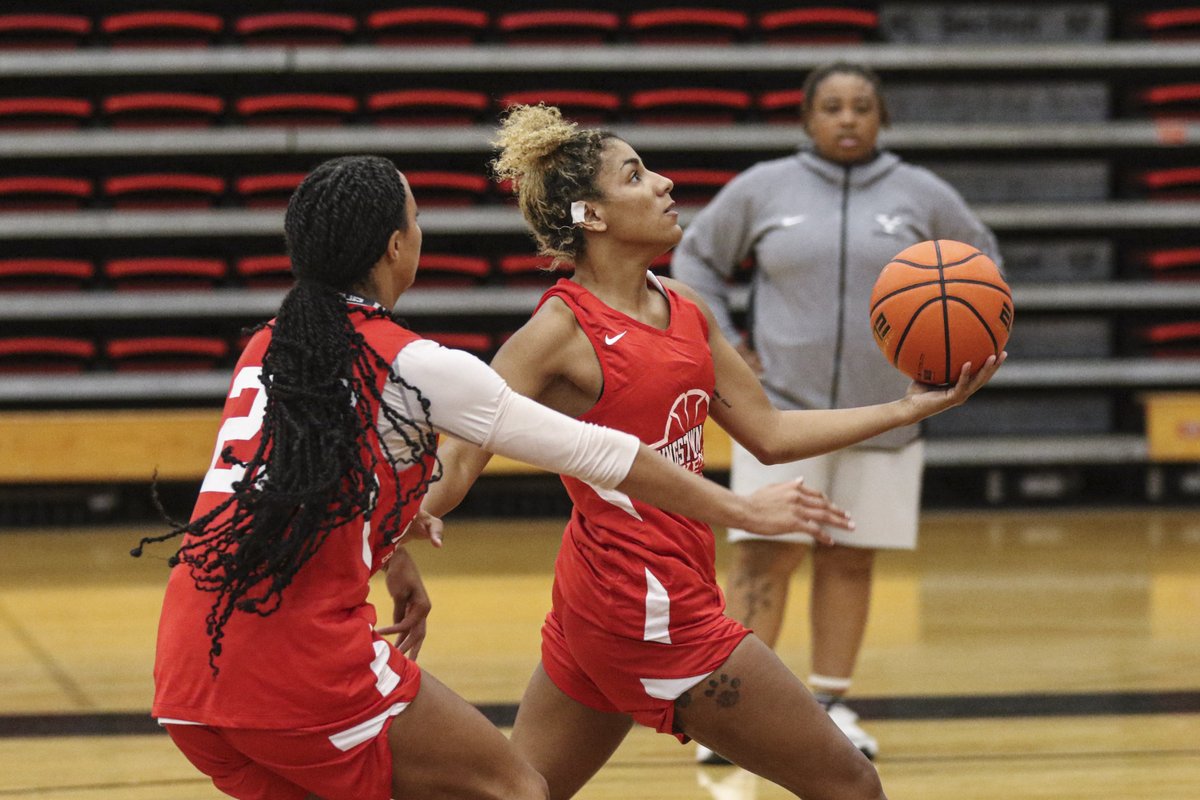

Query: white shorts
[727,439,924,549]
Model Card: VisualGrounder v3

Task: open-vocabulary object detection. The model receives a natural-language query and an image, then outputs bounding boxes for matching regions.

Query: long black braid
[132,156,439,672]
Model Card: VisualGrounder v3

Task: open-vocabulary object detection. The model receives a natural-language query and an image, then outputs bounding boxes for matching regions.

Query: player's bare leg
[388,670,548,800]
[810,545,874,685]
[673,636,885,800]
[510,663,635,800]
[724,540,808,647]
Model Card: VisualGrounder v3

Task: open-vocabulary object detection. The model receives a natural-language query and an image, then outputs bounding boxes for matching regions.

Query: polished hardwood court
[1,508,1198,799]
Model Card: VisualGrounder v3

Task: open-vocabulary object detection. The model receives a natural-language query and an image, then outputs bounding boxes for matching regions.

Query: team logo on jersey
[874,213,904,235]
[650,389,708,474]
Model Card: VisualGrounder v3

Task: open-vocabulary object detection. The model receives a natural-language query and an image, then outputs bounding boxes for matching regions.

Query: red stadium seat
[421,331,493,358]
[0,176,92,210]
[0,97,92,130]
[1137,247,1200,280]
[235,173,306,208]
[627,9,749,43]
[236,93,358,126]
[757,7,880,43]
[1132,166,1200,200]
[106,336,230,371]
[0,14,91,49]
[628,88,752,124]
[366,7,489,44]
[495,10,620,43]
[497,254,562,284]
[1132,8,1200,40]
[367,89,489,126]
[664,168,737,205]
[235,254,292,287]
[103,173,226,209]
[0,258,93,291]
[100,12,223,48]
[497,90,621,124]
[404,171,490,206]
[0,337,97,373]
[1135,83,1200,119]
[758,89,806,122]
[102,93,225,128]
[234,12,356,46]
[417,254,491,286]
[103,257,226,289]
[1138,320,1200,357]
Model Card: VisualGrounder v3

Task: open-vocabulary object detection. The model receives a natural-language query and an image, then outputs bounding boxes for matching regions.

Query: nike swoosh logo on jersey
[780,214,806,227]
[604,331,627,345]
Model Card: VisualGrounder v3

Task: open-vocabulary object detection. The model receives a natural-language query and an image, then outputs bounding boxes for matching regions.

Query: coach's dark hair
[132,156,439,672]
[801,61,891,127]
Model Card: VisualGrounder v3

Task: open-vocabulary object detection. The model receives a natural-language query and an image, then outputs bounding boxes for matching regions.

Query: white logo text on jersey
[604,331,628,345]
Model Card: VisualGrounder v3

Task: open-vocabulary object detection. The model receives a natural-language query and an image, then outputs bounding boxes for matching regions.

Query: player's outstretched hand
[377,547,432,660]
[398,508,444,547]
[904,351,1007,419]
[743,478,854,544]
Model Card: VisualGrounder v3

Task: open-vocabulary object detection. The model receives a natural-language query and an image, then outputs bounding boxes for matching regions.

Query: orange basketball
[869,239,1013,386]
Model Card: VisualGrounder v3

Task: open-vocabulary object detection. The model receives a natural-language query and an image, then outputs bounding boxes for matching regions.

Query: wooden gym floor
[1,507,1198,799]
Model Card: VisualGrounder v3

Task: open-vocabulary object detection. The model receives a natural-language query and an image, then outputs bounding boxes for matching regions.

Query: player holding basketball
[137,155,838,800]
[672,61,1001,762]
[422,104,1003,800]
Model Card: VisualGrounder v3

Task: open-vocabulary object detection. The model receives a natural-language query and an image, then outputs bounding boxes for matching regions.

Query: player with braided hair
[425,106,1003,800]
[139,155,828,800]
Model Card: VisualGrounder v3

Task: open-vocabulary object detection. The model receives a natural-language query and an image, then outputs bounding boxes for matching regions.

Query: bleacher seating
[0,336,95,372]
[0,0,1199,505]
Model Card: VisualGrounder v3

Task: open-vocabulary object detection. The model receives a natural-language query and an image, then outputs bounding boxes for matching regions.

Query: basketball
[869,239,1013,386]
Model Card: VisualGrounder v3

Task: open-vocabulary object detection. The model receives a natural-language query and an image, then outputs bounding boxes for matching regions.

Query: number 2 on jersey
[200,366,267,495]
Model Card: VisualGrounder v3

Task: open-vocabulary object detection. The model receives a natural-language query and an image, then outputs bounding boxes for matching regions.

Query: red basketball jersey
[153,307,435,729]
[538,274,726,645]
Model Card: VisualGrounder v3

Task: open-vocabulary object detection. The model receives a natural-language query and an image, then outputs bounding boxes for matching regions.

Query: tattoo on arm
[713,389,732,410]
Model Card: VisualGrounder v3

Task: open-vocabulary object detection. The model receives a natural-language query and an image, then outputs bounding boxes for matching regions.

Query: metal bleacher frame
[3,42,1200,473]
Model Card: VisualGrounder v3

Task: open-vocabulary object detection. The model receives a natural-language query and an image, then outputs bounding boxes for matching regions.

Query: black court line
[2,690,1198,738]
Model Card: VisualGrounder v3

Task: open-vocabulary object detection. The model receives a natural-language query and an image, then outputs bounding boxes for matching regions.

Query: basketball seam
[947,296,1000,353]
[870,278,1011,314]
[891,253,985,270]
[935,240,951,385]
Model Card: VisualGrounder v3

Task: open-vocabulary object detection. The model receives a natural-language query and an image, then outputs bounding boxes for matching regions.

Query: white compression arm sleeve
[381,339,639,490]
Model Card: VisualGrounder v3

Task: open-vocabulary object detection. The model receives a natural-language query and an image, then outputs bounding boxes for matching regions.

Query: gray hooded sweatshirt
[672,149,1000,449]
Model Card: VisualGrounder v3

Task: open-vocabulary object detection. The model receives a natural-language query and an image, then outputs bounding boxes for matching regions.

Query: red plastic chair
[497,254,563,284]
[495,10,620,43]
[235,173,306,208]
[106,336,230,371]
[421,331,493,358]
[367,89,489,126]
[417,254,491,286]
[1133,166,1200,200]
[235,254,293,287]
[0,176,92,210]
[0,97,92,130]
[757,7,879,43]
[627,9,749,43]
[234,12,356,46]
[628,88,752,124]
[237,93,358,126]
[1138,320,1200,357]
[100,11,223,48]
[758,89,807,122]
[1133,8,1200,40]
[366,7,489,44]
[1137,246,1200,280]
[0,258,93,291]
[102,93,225,128]
[1135,83,1200,119]
[103,257,226,289]
[498,90,621,124]
[0,14,91,49]
[0,336,96,373]
[405,171,490,206]
[103,174,226,209]
[664,168,737,205]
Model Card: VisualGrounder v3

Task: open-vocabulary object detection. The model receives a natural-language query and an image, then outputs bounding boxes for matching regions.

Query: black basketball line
[869,277,1011,315]
[934,240,951,385]
[890,295,947,373]
[947,296,1001,353]
[890,251,986,270]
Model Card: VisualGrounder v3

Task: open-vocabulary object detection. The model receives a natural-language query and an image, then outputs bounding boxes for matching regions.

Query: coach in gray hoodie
[673,61,999,763]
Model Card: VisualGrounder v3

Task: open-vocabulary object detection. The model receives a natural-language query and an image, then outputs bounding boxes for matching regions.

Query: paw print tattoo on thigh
[704,673,742,708]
